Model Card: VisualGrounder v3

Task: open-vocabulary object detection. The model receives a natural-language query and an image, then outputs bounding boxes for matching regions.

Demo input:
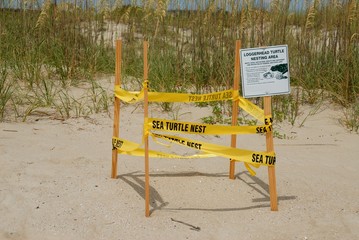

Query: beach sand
[1,84,358,240]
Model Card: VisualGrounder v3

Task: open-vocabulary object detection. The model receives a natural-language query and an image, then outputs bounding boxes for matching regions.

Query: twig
[171,218,201,231]
[3,129,18,132]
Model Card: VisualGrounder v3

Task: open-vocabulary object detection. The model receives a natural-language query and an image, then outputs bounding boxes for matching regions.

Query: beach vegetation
[0,0,358,132]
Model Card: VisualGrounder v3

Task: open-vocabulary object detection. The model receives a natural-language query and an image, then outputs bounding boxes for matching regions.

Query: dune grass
[0,0,358,131]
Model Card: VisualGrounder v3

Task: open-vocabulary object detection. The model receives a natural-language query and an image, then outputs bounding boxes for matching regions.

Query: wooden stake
[264,96,278,211]
[143,41,150,217]
[229,40,241,180]
[111,39,122,179]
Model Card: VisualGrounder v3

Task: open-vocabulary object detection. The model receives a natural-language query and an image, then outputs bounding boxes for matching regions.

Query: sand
[1,85,358,239]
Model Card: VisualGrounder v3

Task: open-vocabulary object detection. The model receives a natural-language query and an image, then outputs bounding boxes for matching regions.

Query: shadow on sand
[117,171,296,215]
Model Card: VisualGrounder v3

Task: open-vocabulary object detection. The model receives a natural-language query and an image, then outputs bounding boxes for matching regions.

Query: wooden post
[143,41,151,217]
[264,96,278,211]
[229,40,241,180]
[111,39,122,179]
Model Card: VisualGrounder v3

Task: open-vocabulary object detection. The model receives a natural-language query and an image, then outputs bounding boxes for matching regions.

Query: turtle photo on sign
[263,63,288,80]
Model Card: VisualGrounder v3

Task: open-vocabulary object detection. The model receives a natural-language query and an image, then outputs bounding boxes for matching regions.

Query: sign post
[229,40,241,180]
[111,40,122,179]
[264,96,278,211]
[240,45,290,211]
[143,41,150,217]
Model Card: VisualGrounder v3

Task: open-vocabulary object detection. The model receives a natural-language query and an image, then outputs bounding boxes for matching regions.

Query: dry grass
[0,0,358,130]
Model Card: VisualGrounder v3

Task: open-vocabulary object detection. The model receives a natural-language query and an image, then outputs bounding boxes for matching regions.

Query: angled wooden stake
[143,41,151,217]
[111,39,122,179]
[264,96,278,211]
[229,40,241,180]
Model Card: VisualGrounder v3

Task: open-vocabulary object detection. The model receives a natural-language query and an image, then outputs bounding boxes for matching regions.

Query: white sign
[240,45,290,98]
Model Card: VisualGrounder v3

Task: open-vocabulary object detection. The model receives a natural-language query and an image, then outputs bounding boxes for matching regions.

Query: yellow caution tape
[113,137,217,159]
[237,97,265,122]
[114,87,144,103]
[112,137,138,151]
[115,85,271,123]
[115,85,234,103]
[112,136,264,175]
[150,133,276,167]
[147,118,272,134]
[265,115,273,125]
[244,162,260,176]
[113,84,276,176]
